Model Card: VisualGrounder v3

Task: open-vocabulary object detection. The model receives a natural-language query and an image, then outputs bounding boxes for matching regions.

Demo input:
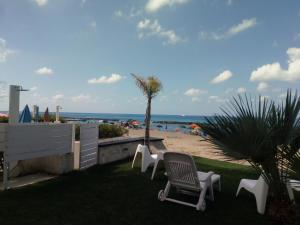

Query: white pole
[55,105,61,123]
[8,85,21,124]
[33,105,39,122]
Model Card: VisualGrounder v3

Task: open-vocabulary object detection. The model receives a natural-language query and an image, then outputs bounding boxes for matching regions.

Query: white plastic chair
[236,175,269,214]
[132,144,157,172]
[158,152,220,211]
[151,150,165,180]
[287,179,300,203]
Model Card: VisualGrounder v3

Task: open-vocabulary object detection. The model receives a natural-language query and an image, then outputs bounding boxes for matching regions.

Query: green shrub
[75,124,128,141]
[0,117,8,123]
[37,115,66,123]
[99,124,128,139]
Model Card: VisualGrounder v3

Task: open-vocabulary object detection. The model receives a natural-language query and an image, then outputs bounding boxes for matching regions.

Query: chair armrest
[198,171,214,182]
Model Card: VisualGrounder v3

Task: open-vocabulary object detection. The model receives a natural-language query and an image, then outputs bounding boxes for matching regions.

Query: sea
[60,112,208,133]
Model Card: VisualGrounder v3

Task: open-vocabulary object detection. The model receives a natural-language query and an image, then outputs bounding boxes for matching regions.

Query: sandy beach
[128,129,249,165]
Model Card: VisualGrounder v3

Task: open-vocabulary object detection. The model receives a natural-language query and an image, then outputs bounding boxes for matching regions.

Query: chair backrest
[254,175,269,196]
[163,152,200,191]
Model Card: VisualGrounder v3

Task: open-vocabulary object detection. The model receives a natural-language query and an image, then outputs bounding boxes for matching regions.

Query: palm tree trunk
[144,97,152,149]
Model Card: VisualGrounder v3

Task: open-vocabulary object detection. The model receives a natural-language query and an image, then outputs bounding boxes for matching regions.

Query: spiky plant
[201,90,300,224]
[131,74,162,149]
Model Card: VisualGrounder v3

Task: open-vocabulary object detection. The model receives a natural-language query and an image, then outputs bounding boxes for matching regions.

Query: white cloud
[257,82,269,92]
[137,19,184,45]
[192,97,200,102]
[88,74,123,84]
[36,67,53,75]
[30,86,38,91]
[200,18,257,40]
[250,48,300,82]
[211,70,233,84]
[237,87,246,94]
[184,88,206,102]
[209,95,219,100]
[33,0,48,7]
[114,8,142,19]
[71,94,92,103]
[145,0,189,13]
[52,94,64,101]
[208,95,228,103]
[184,88,206,97]
[0,38,14,63]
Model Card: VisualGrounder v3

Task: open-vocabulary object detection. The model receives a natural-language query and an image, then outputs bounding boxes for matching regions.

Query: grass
[0,157,299,225]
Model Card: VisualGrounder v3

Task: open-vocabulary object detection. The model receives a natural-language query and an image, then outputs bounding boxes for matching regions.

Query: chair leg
[151,159,160,180]
[131,151,139,168]
[255,192,267,214]
[164,181,171,197]
[196,184,208,211]
[286,182,295,204]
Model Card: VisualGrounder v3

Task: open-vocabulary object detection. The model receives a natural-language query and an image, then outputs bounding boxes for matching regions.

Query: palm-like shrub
[201,90,300,223]
[131,74,162,149]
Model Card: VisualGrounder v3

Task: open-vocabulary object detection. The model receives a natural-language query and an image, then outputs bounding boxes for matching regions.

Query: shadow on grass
[0,158,298,225]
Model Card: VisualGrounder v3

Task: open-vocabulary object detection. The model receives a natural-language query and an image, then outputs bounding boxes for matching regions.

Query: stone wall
[98,137,166,165]
[9,153,74,177]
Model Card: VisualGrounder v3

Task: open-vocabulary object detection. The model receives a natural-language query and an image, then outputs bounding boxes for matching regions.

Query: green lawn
[0,157,299,225]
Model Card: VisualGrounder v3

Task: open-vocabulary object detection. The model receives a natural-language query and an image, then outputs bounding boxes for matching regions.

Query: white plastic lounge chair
[132,144,157,172]
[236,175,269,214]
[287,179,300,203]
[158,152,220,211]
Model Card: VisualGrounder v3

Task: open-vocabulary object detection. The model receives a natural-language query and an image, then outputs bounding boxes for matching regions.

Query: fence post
[71,124,75,152]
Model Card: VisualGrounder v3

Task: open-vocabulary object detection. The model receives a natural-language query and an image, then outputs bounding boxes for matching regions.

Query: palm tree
[201,90,300,223]
[131,74,162,149]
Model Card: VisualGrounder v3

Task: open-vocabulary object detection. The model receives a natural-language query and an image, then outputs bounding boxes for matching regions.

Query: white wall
[5,124,74,162]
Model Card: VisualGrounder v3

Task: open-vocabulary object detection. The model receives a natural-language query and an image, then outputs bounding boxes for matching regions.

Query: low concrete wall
[98,137,166,165]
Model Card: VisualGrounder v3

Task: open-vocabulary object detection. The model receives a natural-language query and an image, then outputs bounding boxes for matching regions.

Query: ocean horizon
[59,112,207,124]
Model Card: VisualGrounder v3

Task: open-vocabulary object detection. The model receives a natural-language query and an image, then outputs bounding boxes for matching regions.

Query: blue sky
[0,0,300,115]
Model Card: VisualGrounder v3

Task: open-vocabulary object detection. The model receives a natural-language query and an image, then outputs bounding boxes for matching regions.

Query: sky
[0,0,300,115]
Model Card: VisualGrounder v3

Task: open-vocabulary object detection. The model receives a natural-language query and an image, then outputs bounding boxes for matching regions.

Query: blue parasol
[19,104,32,123]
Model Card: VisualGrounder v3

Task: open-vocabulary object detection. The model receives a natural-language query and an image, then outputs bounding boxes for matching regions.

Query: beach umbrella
[19,104,32,123]
[44,107,50,122]
[131,120,140,126]
[190,123,200,129]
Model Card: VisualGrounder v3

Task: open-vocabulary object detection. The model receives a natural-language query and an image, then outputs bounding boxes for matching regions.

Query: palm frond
[131,73,148,97]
